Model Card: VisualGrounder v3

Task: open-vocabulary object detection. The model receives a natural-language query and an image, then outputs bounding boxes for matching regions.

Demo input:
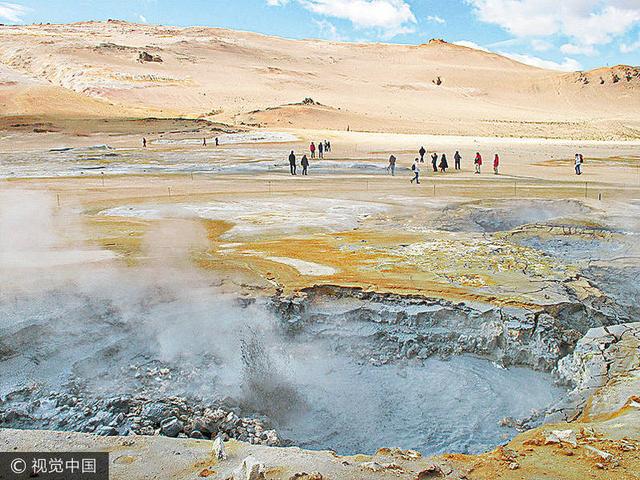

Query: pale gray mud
[0,274,568,456]
[1,197,639,456]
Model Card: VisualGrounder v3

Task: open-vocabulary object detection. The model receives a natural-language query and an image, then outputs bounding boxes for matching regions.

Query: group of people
[288,151,309,175]
[405,147,500,183]
[288,140,333,175]
[309,140,331,159]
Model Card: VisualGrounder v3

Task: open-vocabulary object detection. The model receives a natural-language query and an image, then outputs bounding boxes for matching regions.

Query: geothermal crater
[1,190,638,461]
[0,277,607,456]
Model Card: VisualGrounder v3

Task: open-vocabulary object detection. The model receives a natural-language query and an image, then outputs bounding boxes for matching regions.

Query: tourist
[454,151,462,170]
[289,150,297,175]
[203,137,207,147]
[431,152,438,172]
[310,142,316,158]
[215,137,219,146]
[493,154,500,175]
[411,158,420,184]
[387,155,397,176]
[318,141,324,159]
[439,153,448,173]
[575,153,583,175]
[419,146,426,163]
[142,137,147,148]
[327,141,331,152]
[474,152,482,174]
[301,154,309,175]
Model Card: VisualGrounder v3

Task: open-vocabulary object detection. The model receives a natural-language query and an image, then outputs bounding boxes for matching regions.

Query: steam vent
[2,15,640,480]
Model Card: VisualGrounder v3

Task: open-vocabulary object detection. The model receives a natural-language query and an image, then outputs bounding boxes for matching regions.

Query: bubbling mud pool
[0,277,565,457]
[275,349,563,455]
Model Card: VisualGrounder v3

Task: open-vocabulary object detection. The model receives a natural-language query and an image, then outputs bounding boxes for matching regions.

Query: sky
[1,0,639,71]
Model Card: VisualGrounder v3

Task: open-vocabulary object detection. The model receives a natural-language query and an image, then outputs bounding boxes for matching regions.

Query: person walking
[493,154,500,175]
[215,137,219,146]
[411,158,421,184]
[474,152,482,174]
[327,141,331,152]
[431,153,438,172]
[318,141,324,159]
[301,154,309,175]
[203,137,207,147]
[289,151,297,175]
[387,155,397,176]
[454,151,462,170]
[575,153,582,175]
[439,153,448,173]
[310,142,316,158]
[419,146,426,163]
[142,137,147,148]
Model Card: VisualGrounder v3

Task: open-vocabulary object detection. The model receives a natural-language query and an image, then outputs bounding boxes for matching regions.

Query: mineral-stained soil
[1,128,640,478]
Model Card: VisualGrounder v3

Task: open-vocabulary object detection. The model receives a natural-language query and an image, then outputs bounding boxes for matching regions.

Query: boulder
[212,434,227,460]
[232,456,265,480]
[160,416,183,438]
[544,430,577,447]
[138,51,163,63]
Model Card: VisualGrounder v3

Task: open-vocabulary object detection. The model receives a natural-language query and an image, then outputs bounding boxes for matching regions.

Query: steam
[0,188,568,455]
[0,188,298,411]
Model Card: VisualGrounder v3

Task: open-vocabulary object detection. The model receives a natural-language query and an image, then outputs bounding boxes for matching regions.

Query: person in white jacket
[575,154,582,175]
[411,158,420,184]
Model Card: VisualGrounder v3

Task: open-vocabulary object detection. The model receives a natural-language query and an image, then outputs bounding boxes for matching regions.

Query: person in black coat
[439,153,448,172]
[431,153,438,172]
[288,151,297,175]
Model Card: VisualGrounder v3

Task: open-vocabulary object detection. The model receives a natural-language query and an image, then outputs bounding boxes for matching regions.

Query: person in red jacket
[474,152,482,174]
[310,142,316,158]
[493,154,500,175]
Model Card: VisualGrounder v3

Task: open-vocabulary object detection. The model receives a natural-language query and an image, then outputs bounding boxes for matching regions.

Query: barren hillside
[1,20,639,139]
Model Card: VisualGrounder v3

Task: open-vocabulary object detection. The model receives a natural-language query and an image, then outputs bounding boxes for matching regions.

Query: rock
[232,456,265,480]
[212,434,227,460]
[545,430,577,447]
[138,51,162,63]
[360,462,402,472]
[416,464,444,478]
[95,426,118,436]
[160,416,184,438]
[141,402,169,424]
[508,462,519,470]
[289,473,323,480]
[584,445,615,463]
[190,430,204,439]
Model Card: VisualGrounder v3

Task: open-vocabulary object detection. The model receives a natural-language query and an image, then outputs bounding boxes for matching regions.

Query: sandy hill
[1,20,639,139]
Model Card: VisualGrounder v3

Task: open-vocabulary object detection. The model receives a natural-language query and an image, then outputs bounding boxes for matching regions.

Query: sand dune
[0,20,639,139]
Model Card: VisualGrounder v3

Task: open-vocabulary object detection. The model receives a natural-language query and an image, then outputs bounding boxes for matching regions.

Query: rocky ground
[2,129,640,478]
[1,323,639,479]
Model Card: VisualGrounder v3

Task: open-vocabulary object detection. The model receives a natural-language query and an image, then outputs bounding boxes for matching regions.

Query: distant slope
[1,20,639,139]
